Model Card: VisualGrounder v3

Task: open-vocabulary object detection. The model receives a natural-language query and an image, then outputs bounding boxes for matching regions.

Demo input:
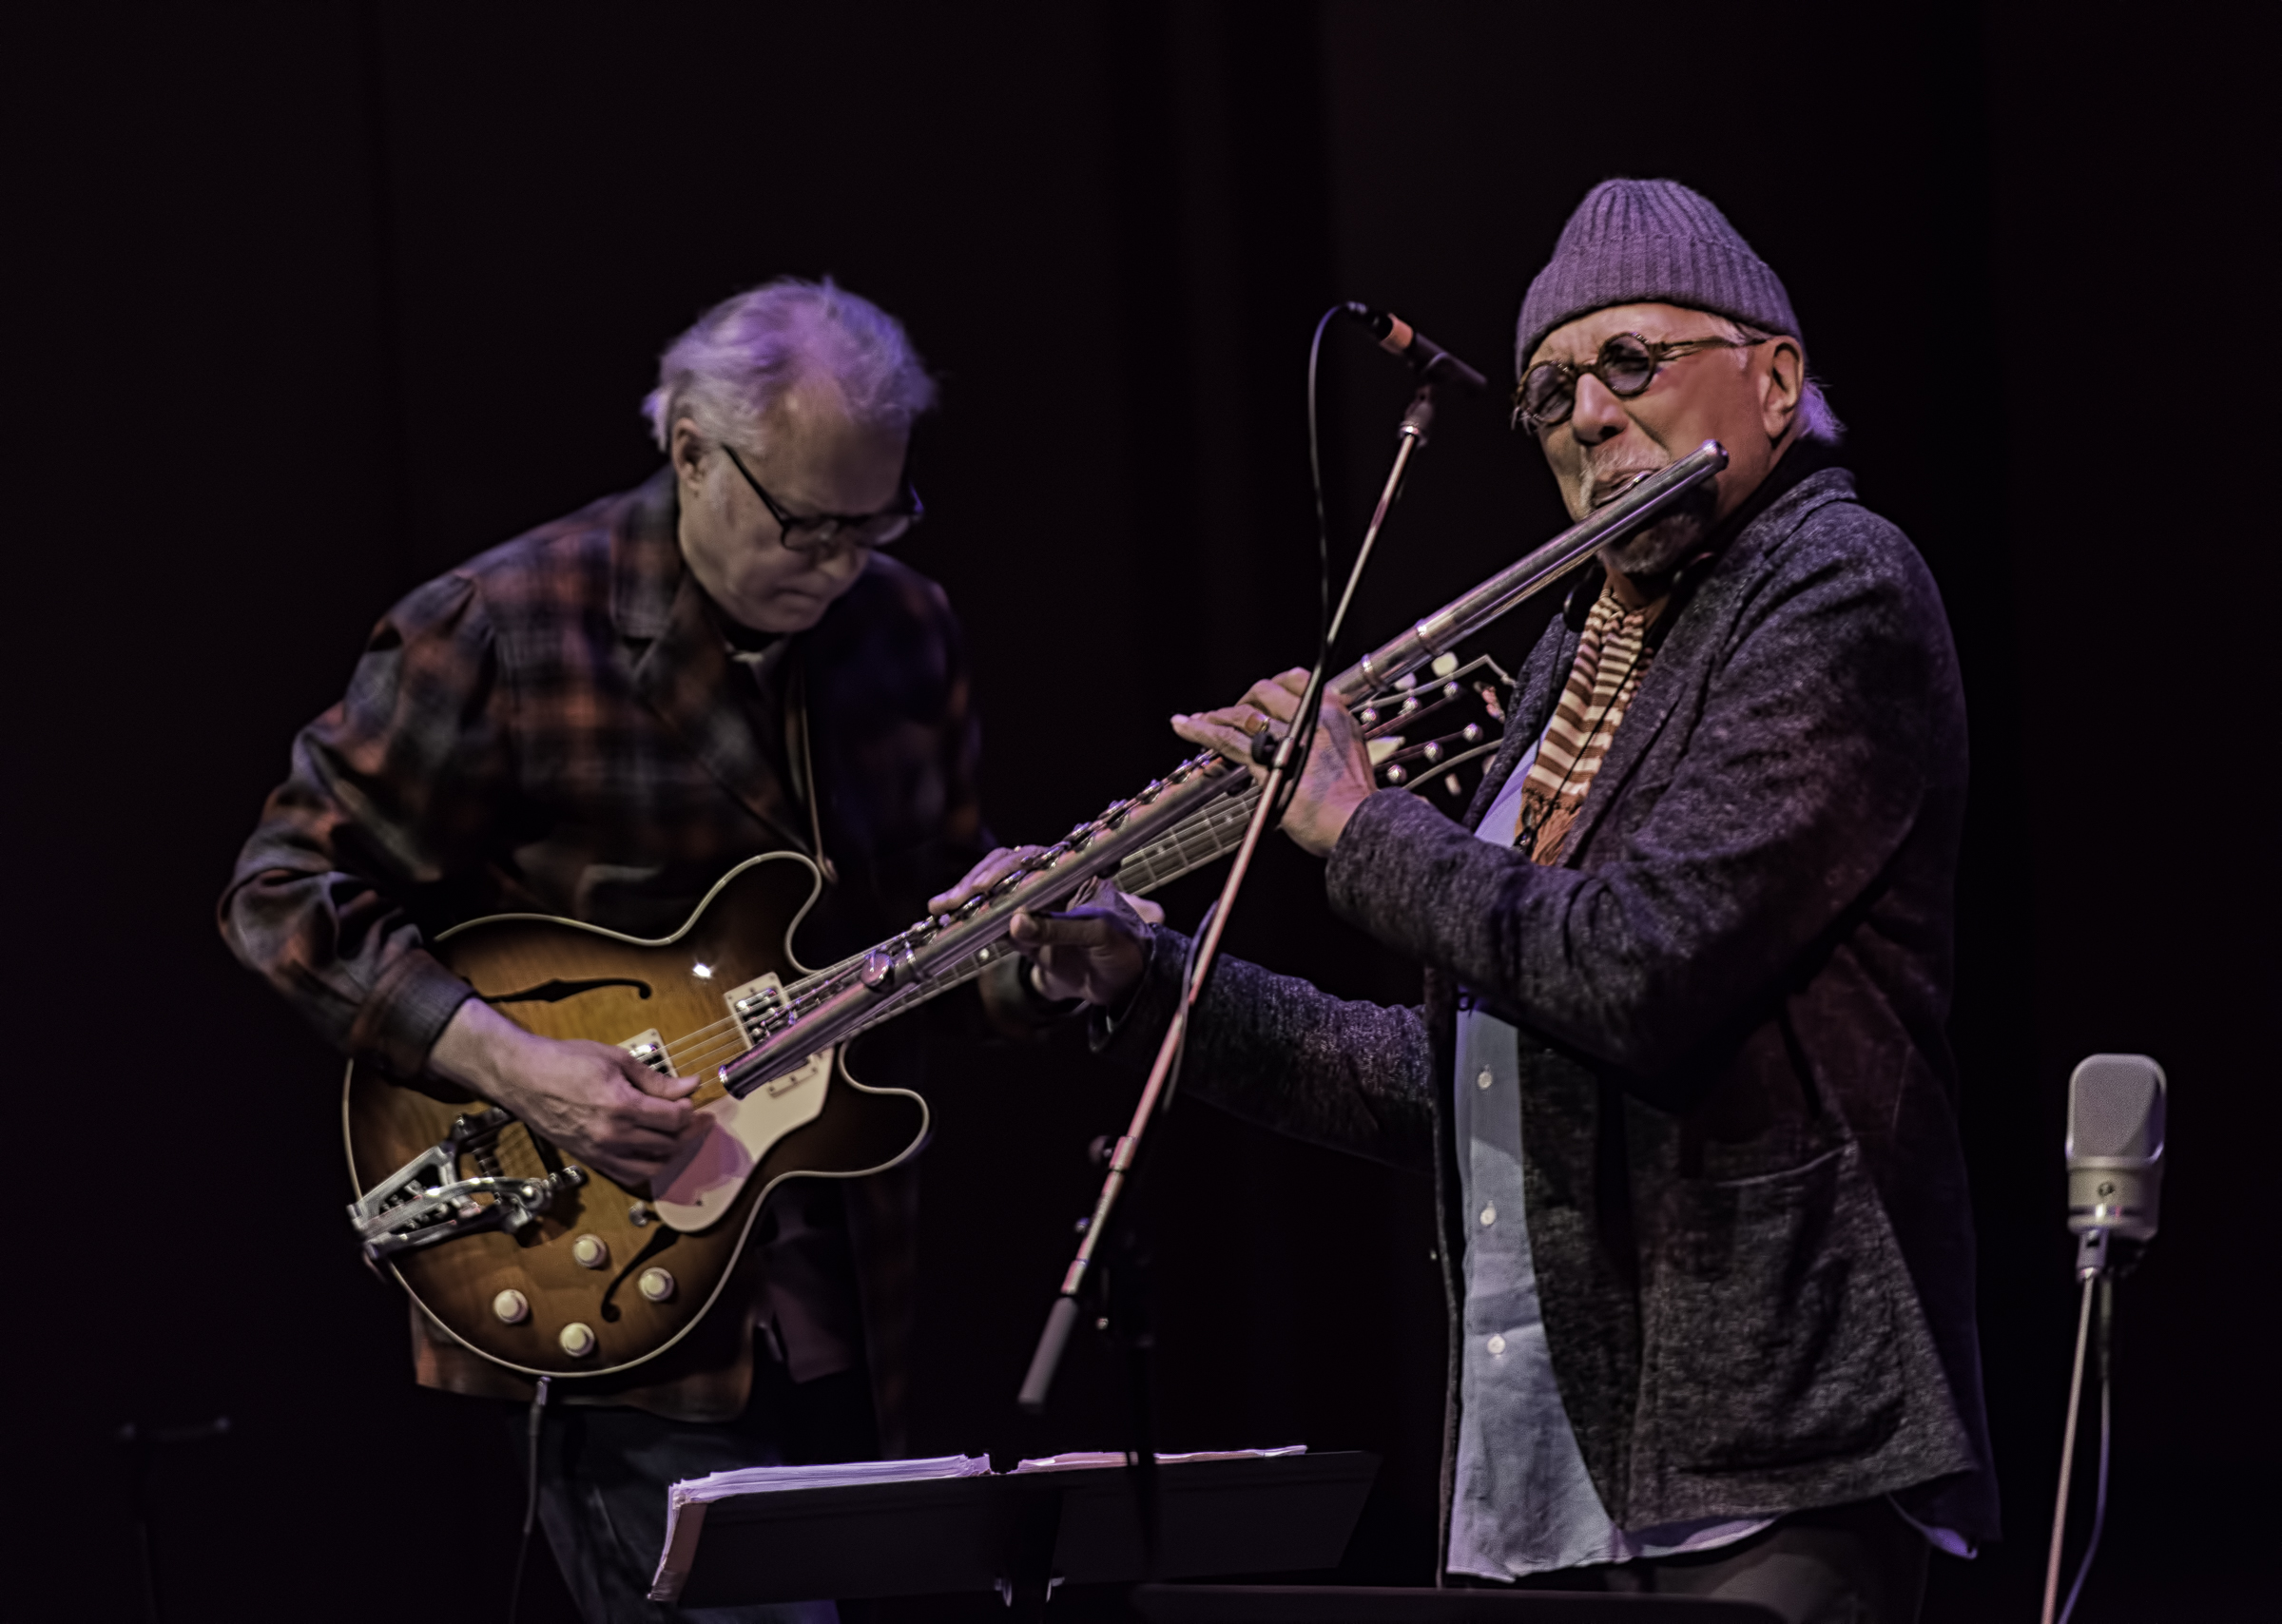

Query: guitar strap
[786,651,838,887]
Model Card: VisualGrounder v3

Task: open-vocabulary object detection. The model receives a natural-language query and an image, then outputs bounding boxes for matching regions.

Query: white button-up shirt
[1444,753,1771,1581]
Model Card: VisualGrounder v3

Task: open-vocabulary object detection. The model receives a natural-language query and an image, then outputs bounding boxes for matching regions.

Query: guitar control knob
[638,1267,676,1303]
[559,1322,597,1358]
[570,1234,609,1269]
[493,1289,530,1324]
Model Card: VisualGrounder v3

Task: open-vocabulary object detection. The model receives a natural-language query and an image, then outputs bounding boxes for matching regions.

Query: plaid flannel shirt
[222,467,992,1421]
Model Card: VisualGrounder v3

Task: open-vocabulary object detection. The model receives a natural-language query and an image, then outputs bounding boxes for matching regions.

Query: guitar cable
[507,1375,551,1624]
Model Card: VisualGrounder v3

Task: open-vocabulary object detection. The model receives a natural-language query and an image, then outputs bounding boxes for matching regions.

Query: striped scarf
[1514,580,1667,863]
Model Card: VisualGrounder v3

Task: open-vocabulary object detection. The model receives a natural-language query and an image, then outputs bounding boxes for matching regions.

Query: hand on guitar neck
[932,668,1376,1013]
[1171,667,1376,860]
[428,996,702,1187]
[929,857,1162,1010]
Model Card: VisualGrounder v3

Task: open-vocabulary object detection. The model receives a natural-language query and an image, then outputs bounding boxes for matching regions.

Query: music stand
[1131,1585,1783,1621]
[665,1452,1379,1615]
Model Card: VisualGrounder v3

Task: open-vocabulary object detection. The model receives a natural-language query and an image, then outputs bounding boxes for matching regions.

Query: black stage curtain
[4,6,2265,1620]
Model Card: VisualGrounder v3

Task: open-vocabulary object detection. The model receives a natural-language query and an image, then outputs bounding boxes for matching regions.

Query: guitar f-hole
[484,976,654,1006]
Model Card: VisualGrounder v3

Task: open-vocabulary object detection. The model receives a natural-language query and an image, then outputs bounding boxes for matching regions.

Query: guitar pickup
[724,975,829,1097]
[620,1028,670,1076]
[725,976,785,1045]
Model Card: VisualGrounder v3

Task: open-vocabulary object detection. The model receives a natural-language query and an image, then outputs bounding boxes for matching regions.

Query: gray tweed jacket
[1103,459,1998,1560]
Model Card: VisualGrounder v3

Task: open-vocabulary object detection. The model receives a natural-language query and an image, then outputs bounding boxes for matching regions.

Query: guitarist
[222,278,1041,1623]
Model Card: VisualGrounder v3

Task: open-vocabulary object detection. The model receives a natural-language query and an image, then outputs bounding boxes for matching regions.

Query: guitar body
[338,657,1507,1381]
[342,853,928,1380]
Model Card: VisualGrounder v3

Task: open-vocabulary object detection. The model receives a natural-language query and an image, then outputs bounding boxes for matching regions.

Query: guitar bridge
[348,1109,588,1262]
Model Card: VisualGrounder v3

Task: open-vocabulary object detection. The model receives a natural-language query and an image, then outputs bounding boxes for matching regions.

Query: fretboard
[813,788,1268,1046]
[1111,788,1264,895]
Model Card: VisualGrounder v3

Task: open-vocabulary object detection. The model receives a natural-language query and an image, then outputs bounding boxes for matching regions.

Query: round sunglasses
[1513,331,1771,434]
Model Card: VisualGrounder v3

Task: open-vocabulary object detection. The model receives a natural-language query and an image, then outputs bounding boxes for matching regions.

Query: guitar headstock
[1354,652,1511,811]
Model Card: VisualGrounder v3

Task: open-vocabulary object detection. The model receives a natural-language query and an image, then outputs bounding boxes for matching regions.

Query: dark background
[4,3,2268,1619]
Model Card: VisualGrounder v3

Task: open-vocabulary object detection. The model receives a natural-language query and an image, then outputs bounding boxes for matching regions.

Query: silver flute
[719,438,1729,1098]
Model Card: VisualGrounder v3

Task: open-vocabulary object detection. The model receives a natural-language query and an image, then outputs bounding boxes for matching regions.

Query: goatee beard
[1598,477,1718,580]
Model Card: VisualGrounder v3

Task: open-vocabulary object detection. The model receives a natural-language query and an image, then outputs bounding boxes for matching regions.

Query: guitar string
[654,762,1485,1075]
[648,802,1262,1077]
[620,807,1232,1085]
[642,800,1254,1072]
[650,754,1463,1077]
[648,791,1279,1076]
[606,681,1502,1079]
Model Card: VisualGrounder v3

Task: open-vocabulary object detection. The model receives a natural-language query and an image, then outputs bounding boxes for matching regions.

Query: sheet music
[650,1454,992,1600]
[650,1445,1308,1601]
[1011,1445,1307,1472]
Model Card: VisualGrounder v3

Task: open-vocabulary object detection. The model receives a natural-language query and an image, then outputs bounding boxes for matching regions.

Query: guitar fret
[796,667,1504,1055]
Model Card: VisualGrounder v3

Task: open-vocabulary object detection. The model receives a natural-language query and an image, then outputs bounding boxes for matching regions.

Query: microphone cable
[1265,304,1347,826]
[1167,304,1378,1102]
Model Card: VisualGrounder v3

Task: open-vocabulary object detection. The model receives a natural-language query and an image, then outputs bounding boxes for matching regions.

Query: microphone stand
[2040,1228,2140,1624]
[1016,384,1441,1573]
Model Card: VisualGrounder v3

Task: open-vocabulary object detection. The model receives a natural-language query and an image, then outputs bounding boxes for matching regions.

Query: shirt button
[1476,1068,1494,1091]
[1479,1203,1497,1227]
[1486,1334,1507,1356]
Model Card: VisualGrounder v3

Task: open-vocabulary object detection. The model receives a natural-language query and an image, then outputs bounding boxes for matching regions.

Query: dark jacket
[1105,461,1998,1555]
[222,468,996,1432]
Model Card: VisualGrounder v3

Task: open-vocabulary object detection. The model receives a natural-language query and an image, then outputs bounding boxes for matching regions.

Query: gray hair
[642,276,937,454]
[1720,318,1845,444]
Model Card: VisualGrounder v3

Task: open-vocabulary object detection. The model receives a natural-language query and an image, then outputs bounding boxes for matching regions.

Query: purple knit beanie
[1515,179,1801,371]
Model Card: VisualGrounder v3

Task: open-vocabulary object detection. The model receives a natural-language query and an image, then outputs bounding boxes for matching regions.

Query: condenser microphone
[2066,1053,2166,1245]
[1343,302,1491,394]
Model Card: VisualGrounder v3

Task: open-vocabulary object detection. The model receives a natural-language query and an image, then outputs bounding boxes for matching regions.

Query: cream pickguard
[646,971,835,1231]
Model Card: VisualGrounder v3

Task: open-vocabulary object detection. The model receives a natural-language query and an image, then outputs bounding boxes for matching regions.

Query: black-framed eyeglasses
[720,442,924,553]
[1512,331,1773,434]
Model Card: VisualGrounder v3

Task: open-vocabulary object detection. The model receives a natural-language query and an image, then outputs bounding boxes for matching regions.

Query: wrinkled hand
[429,997,700,1188]
[1171,668,1375,858]
[931,850,1164,1009]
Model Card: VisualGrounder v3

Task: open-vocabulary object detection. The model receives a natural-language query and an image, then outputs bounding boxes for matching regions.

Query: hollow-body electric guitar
[345,655,1510,1380]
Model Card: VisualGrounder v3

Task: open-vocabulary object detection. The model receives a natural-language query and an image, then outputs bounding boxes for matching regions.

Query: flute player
[938,179,1995,1623]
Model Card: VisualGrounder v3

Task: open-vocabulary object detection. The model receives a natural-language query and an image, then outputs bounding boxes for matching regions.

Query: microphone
[2067,1053,2166,1247]
[1343,302,1490,395]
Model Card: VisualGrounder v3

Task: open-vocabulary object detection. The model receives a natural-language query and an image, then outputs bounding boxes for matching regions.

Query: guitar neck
[824,788,1265,1045]
[739,654,1513,1090]
[1112,786,1263,895]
